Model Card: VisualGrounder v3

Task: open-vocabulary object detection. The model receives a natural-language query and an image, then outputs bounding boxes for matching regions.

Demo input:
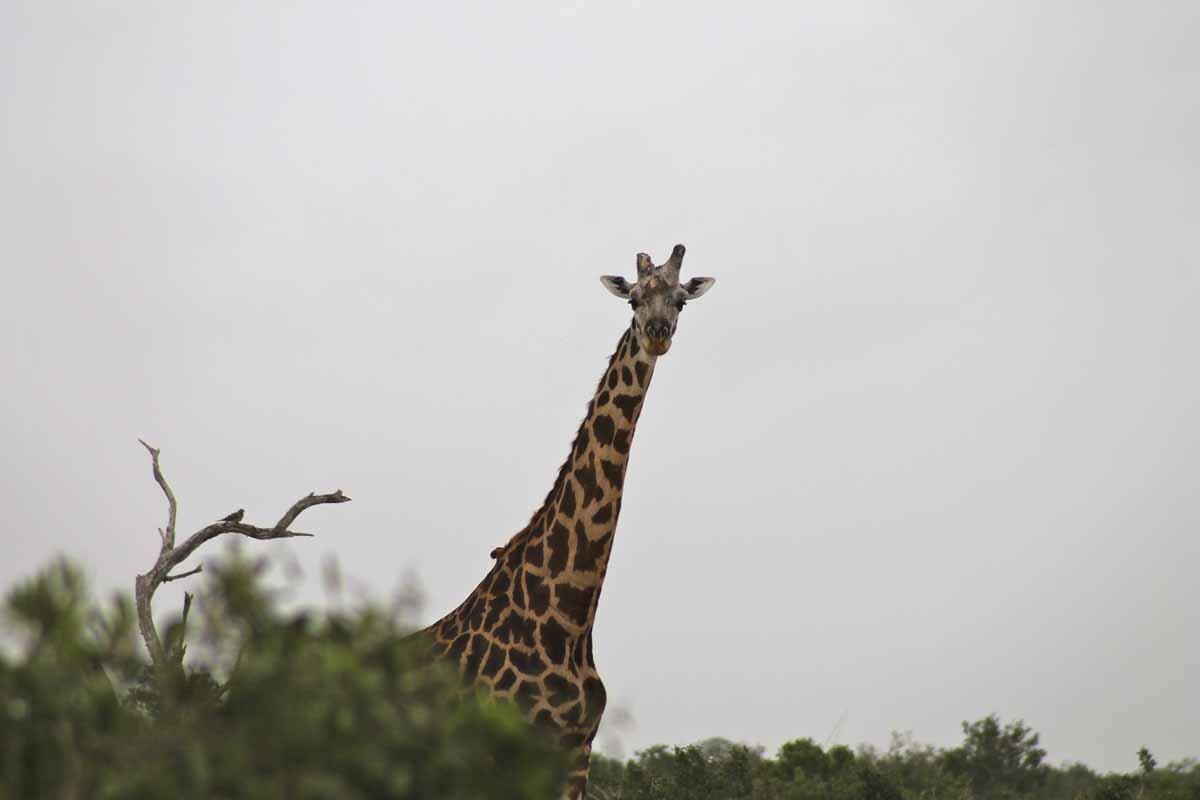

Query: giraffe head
[599,244,715,356]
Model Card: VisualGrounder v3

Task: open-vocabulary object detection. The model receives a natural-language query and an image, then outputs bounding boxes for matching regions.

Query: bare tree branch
[134,440,351,681]
[163,565,203,583]
[139,438,177,550]
[273,490,348,532]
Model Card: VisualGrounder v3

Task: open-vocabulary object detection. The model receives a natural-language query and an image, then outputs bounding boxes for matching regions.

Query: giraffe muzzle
[642,320,673,355]
[644,321,671,339]
[643,337,672,356]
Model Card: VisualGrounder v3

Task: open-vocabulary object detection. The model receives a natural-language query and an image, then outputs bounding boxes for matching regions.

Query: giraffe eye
[629,298,641,310]
[675,299,686,312]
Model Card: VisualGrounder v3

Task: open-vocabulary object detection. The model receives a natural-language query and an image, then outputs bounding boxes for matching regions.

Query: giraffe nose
[645,321,671,340]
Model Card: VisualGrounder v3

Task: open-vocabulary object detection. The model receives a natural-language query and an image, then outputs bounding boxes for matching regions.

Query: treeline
[587,723,1200,800]
[1,558,1195,799]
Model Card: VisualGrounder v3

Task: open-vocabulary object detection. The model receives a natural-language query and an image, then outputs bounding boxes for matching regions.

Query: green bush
[0,557,565,800]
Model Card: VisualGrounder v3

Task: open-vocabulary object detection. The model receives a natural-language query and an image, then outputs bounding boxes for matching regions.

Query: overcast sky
[2,0,1197,772]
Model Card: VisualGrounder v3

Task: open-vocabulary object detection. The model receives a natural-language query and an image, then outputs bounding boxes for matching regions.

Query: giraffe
[420,244,715,799]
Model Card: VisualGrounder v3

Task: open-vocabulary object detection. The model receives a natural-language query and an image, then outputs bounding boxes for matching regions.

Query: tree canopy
[588,726,1199,800]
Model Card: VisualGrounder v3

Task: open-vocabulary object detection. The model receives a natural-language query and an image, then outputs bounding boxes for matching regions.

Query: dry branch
[134,440,350,677]
[163,565,203,583]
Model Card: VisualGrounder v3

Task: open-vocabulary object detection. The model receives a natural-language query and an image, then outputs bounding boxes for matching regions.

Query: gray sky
[2,0,1197,772]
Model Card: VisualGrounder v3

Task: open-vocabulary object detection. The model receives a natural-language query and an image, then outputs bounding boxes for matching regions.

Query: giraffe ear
[600,275,633,299]
[682,277,715,300]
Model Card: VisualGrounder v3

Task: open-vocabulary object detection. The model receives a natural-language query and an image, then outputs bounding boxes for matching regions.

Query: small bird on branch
[220,509,245,523]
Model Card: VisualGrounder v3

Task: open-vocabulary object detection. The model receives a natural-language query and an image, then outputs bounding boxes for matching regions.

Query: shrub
[0,556,564,800]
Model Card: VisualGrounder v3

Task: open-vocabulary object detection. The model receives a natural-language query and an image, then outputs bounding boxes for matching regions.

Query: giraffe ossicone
[421,244,715,799]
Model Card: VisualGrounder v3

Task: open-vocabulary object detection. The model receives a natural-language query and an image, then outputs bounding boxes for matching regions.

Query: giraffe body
[421,245,714,798]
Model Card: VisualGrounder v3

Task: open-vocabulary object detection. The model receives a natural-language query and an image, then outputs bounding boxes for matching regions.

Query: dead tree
[134,439,350,683]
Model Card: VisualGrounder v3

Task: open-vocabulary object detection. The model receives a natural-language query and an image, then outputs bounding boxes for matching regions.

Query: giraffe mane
[490,328,632,559]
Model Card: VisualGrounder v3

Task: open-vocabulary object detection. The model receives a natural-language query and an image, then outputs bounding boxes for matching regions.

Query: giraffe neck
[421,323,663,797]
[496,324,657,634]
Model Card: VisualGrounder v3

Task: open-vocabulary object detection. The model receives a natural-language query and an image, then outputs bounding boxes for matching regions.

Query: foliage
[942,713,1048,799]
[590,736,902,800]
[2,558,1197,800]
[0,557,565,800]
[866,731,970,798]
[589,726,1200,800]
